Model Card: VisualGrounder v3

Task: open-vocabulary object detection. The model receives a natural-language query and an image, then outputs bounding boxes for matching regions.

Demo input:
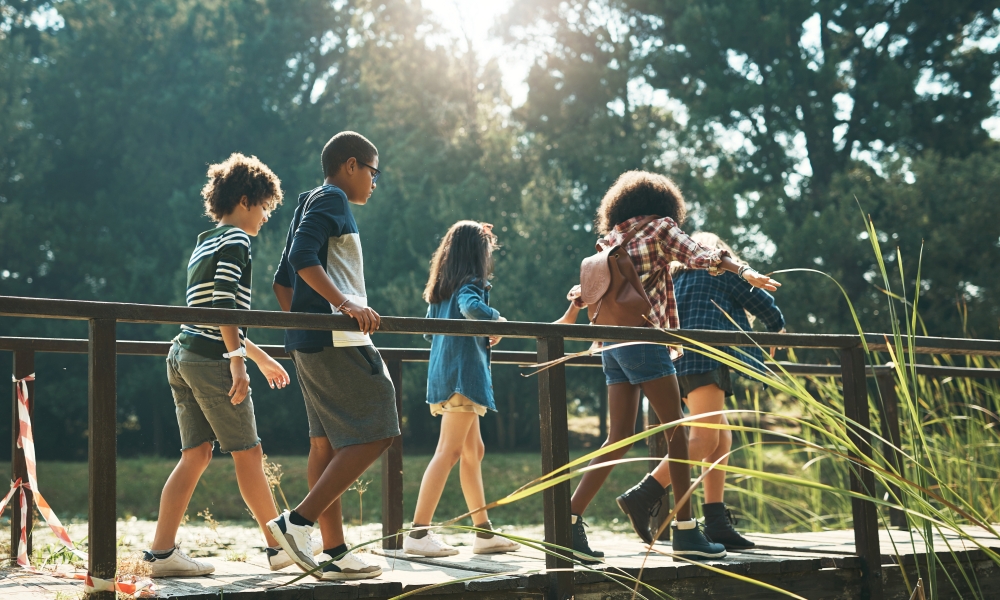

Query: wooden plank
[0,295,868,348]
[841,346,883,600]
[536,336,573,600]
[88,318,117,600]
[875,371,906,529]
[381,360,405,550]
[11,349,34,557]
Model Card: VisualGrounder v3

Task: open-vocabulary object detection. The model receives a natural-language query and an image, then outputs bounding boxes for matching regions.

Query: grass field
[5,450,654,529]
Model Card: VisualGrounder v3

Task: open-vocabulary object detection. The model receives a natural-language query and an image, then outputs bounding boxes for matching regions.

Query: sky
[421,0,532,106]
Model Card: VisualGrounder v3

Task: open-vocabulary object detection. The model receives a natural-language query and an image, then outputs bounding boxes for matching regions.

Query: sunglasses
[357,160,381,184]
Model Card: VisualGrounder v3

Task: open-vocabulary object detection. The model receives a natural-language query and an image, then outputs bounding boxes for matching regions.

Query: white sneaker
[267,547,293,571]
[266,511,319,575]
[317,551,382,580]
[472,532,521,555]
[143,547,215,578]
[266,541,324,570]
[402,530,459,557]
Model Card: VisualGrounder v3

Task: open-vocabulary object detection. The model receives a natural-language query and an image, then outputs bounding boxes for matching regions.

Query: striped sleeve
[212,231,251,310]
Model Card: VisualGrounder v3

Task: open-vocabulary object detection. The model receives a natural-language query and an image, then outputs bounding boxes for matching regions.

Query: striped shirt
[177,225,252,358]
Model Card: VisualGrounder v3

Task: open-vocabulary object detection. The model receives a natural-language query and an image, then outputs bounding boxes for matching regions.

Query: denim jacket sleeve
[423,304,433,343]
[457,282,500,321]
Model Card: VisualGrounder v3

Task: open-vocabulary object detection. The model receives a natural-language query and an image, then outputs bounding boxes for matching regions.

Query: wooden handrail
[4,295,1000,355]
[9,295,1000,600]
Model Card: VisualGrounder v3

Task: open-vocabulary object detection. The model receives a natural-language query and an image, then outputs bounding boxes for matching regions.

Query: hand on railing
[770,328,787,359]
[340,300,381,334]
[489,316,507,347]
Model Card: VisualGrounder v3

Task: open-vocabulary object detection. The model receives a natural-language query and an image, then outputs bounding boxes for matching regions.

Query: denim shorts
[602,343,676,386]
[166,342,260,453]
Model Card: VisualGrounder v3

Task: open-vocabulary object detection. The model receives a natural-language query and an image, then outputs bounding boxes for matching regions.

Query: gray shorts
[166,342,260,453]
[291,346,401,449]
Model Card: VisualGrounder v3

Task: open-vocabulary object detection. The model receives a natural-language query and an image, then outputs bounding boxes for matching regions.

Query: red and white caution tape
[3,374,86,565]
[67,572,154,595]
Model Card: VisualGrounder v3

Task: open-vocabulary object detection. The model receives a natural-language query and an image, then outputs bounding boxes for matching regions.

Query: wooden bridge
[3,294,1000,599]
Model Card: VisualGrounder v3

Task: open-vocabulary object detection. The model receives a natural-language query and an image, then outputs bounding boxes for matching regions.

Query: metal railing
[3,294,1000,600]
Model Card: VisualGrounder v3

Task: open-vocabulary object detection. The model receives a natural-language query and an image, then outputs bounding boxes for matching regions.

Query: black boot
[616,474,666,545]
[571,514,604,564]
[702,503,755,550]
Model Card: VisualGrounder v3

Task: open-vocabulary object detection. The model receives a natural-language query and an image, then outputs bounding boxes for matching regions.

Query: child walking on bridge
[403,221,521,557]
[627,232,785,551]
[557,171,780,562]
[145,153,292,577]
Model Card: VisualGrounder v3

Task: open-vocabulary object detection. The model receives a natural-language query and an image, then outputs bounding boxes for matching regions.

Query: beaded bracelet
[336,299,352,313]
[737,264,755,282]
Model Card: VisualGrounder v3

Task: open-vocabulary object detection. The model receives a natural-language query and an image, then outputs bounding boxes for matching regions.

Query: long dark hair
[423,221,499,304]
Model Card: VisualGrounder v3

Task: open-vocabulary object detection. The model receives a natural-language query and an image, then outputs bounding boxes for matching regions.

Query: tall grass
[417,212,1000,599]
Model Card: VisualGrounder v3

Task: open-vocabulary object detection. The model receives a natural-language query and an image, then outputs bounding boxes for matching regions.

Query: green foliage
[0,0,998,459]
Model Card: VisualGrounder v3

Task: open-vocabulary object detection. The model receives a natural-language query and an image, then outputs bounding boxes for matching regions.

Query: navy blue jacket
[673,270,785,377]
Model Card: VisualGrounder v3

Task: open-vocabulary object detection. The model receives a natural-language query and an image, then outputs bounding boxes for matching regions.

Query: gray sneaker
[266,511,319,575]
[318,551,382,581]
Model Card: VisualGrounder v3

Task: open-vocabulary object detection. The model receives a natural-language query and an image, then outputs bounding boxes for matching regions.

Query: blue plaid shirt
[673,269,785,377]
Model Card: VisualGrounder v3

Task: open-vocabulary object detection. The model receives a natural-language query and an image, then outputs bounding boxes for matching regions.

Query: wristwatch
[223,346,248,359]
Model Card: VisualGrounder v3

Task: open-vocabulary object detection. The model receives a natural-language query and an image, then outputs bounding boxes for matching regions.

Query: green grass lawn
[11,451,653,528]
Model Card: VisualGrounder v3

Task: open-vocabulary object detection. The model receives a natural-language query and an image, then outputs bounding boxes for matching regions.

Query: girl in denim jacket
[402,221,521,557]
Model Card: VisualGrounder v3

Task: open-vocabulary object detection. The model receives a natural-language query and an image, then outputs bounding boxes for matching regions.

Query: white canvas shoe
[318,551,382,580]
[266,511,319,575]
[266,547,293,571]
[402,530,460,557]
[143,548,215,578]
[472,532,521,555]
[266,543,322,571]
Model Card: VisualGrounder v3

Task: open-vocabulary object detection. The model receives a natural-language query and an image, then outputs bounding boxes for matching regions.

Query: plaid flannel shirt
[600,216,727,332]
[673,269,785,377]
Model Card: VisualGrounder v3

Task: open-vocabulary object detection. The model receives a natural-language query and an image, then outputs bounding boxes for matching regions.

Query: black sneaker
[671,520,726,560]
[702,503,755,550]
[616,474,666,545]
[571,514,604,564]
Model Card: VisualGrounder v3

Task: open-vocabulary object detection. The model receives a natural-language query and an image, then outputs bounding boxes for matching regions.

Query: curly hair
[423,221,499,304]
[594,171,687,235]
[201,153,283,221]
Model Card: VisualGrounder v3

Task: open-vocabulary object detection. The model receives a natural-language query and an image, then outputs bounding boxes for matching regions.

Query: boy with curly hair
[144,153,296,577]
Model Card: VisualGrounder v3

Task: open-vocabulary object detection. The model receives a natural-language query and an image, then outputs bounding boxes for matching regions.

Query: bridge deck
[3,526,999,599]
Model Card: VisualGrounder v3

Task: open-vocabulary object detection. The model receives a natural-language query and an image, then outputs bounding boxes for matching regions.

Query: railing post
[88,319,117,600]
[11,348,35,558]
[382,359,405,549]
[536,336,573,600]
[645,405,671,541]
[840,347,883,600]
[876,369,906,529]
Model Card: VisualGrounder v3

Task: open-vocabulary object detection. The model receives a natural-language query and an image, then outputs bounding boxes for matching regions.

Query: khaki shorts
[166,342,260,454]
[429,393,487,417]
[291,346,400,449]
